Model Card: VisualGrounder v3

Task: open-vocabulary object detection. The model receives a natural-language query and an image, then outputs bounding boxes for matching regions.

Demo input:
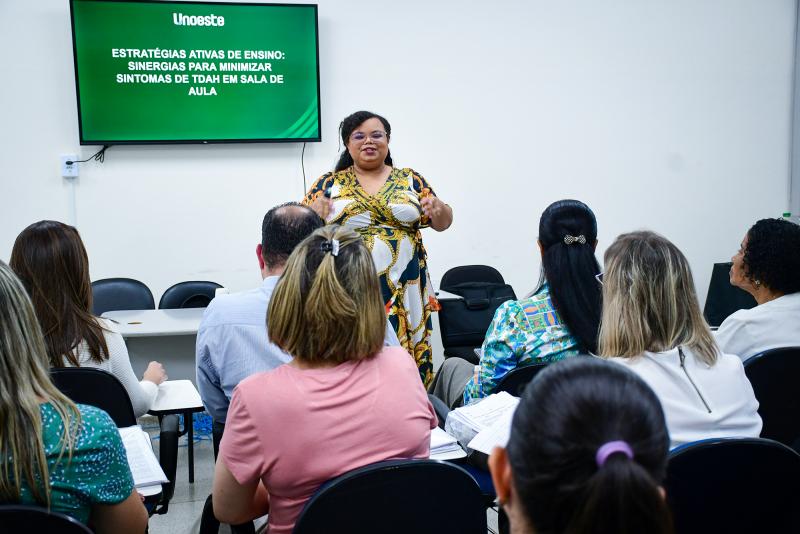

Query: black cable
[66,145,111,165]
[301,142,307,192]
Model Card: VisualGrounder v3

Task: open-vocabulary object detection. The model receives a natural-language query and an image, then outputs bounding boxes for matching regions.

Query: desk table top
[102,308,205,338]
[148,380,204,415]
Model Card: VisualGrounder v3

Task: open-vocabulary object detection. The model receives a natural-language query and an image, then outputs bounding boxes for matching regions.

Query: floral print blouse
[463,283,580,404]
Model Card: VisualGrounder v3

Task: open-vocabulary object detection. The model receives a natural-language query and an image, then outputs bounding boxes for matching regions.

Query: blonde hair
[268,225,386,364]
[598,231,718,365]
[0,260,80,506]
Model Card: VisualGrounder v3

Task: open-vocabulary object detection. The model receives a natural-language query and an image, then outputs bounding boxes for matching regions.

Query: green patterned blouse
[463,283,580,404]
[12,403,135,525]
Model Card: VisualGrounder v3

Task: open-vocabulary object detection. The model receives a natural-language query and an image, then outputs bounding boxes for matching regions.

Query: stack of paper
[467,404,517,455]
[118,426,169,488]
[429,426,466,460]
[445,391,519,450]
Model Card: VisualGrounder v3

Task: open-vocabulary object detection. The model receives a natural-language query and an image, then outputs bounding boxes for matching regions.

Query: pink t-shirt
[219,346,437,534]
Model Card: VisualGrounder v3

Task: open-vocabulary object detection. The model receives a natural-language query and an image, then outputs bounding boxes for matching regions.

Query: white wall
[1,0,795,362]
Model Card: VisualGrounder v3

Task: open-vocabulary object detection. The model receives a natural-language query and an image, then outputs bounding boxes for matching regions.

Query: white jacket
[715,292,800,362]
[608,347,762,449]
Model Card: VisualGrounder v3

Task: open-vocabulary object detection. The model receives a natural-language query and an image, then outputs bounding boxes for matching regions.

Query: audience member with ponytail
[212,226,437,534]
[302,110,453,386]
[489,357,673,534]
[430,199,602,407]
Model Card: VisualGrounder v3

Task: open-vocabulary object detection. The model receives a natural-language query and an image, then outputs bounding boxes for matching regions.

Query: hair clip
[564,234,587,245]
[595,440,634,467]
[320,239,340,257]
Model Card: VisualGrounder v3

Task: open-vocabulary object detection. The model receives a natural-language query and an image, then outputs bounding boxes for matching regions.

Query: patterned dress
[304,167,439,385]
[463,283,579,404]
[12,403,134,524]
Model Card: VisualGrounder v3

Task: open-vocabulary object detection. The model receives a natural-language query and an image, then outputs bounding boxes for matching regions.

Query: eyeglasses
[350,131,387,142]
[595,272,604,285]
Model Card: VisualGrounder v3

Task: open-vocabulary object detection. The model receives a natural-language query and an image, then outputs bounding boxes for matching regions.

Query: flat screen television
[69,0,320,144]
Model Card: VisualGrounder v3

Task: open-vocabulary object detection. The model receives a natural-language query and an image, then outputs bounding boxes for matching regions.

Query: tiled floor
[145,419,500,534]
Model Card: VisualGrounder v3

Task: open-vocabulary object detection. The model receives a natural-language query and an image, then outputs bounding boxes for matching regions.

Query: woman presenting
[304,110,453,386]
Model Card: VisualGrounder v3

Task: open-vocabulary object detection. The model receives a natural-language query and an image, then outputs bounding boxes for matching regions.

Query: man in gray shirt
[196,202,325,424]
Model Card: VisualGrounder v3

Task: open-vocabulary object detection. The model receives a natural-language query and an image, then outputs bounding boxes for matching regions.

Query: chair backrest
[50,367,137,427]
[438,265,516,354]
[91,277,155,315]
[0,505,92,534]
[665,437,800,534]
[702,262,756,327]
[744,346,800,451]
[159,281,223,309]
[293,459,487,534]
[495,361,550,397]
[440,265,505,290]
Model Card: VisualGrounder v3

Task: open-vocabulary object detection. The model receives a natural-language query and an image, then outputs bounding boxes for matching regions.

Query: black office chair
[440,265,506,288]
[702,262,756,327]
[159,281,223,309]
[744,347,800,452]
[49,367,179,515]
[293,459,487,534]
[495,362,549,397]
[665,437,800,534]
[0,505,92,534]
[91,277,155,315]
[438,265,516,364]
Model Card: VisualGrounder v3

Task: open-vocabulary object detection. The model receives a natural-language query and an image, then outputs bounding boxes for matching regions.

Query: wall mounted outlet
[61,154,79,178]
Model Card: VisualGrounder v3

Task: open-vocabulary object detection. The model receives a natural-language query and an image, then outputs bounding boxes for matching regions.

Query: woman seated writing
[0,260,148,532]
[10,221,166,417]
[430,199,602,407]
[489,357,673,534]
[716,217,800,359]
[212,226,437,533]
[600,231,762,449]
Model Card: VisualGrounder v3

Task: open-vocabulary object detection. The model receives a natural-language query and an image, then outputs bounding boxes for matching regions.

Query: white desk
[103,308,205,337]
[102,309,205,384]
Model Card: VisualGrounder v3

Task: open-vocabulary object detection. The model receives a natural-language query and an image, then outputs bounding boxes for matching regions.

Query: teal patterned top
[12,403,135,525]
[463,284,580,404]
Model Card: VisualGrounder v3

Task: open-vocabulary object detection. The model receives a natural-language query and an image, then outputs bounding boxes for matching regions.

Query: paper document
[467,403,517,454]
[429,427,467,460]
[445,392,519,448]
[118,426,169,488]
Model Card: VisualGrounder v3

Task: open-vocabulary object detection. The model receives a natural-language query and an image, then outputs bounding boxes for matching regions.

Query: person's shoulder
[719,306,756,327]
[75,403,116,426]
[713,350,748,372]
[374,347,421,375]
[236,363,291,392]
[496,298,523,315]
[200,288,265,325]
[93,316,120,336]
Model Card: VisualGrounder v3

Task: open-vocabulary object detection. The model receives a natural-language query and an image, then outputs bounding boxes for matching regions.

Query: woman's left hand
[420,194,453,231]
[421,195,444,219]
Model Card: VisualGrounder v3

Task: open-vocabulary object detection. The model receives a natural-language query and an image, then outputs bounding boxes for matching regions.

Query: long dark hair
[10,220,109,367]
[334,110,394,172]
[537,199,602,353]
[507,357,673,534]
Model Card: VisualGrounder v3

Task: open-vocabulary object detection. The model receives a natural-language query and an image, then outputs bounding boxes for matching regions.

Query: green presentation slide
[70,0,320,143]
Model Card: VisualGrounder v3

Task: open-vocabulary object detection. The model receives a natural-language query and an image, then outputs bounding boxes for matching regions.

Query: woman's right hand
[143,361,167,385]
[309,195,334,220]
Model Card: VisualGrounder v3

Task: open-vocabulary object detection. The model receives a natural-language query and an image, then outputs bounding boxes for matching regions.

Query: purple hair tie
[595,440,634,467]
